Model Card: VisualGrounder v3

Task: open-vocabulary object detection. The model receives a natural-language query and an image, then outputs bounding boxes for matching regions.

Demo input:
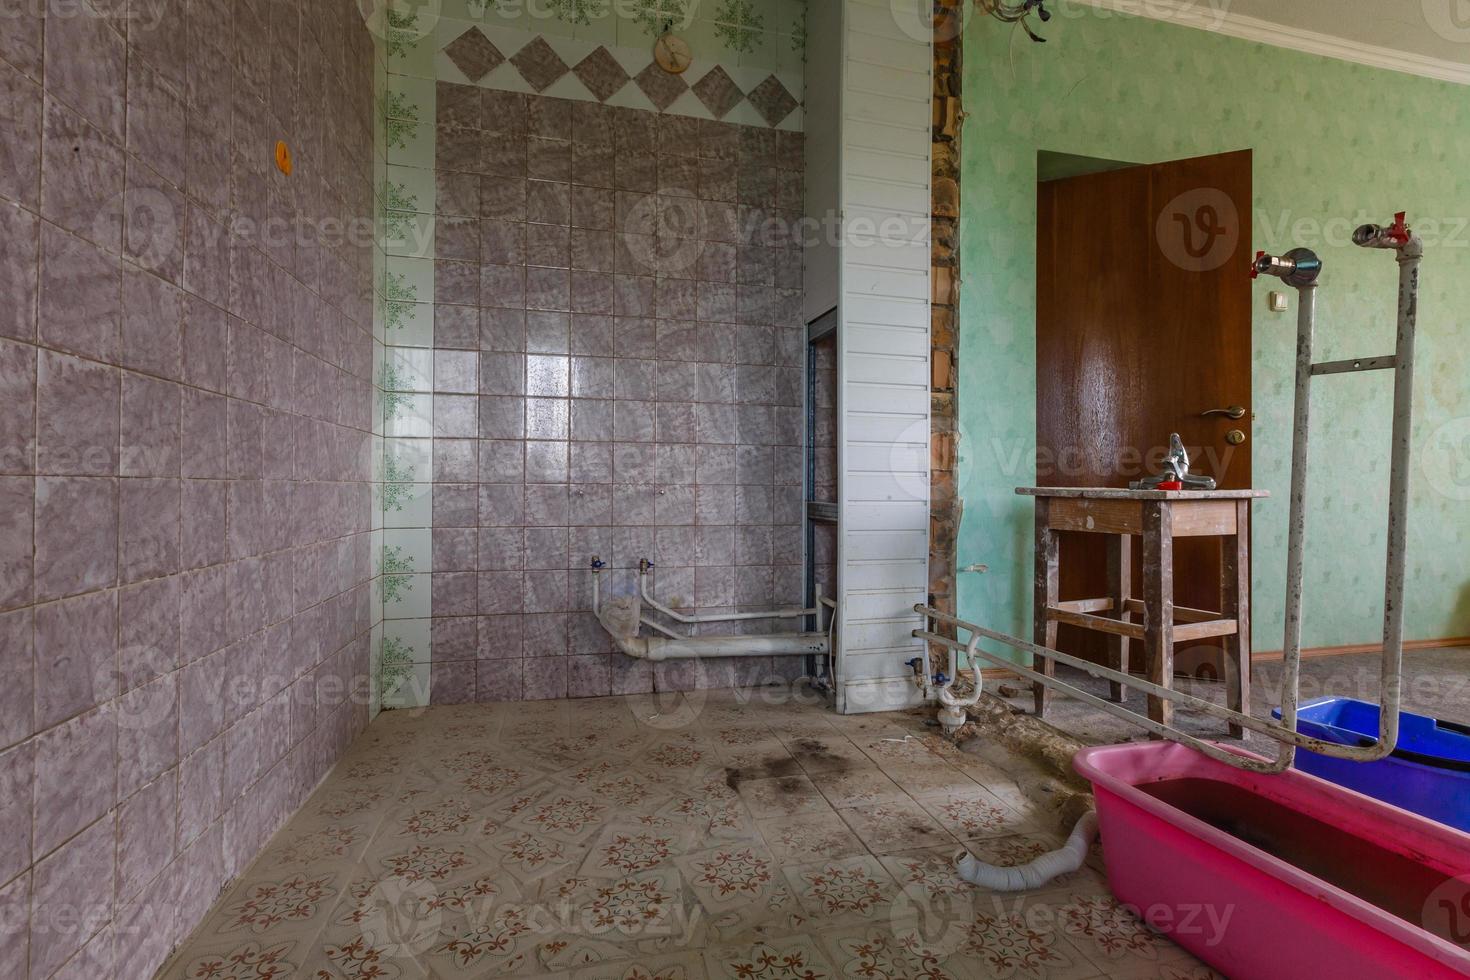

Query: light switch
[1268,290,1289,313]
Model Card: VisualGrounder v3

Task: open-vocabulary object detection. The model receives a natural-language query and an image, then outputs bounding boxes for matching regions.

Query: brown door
[1036,149,1252,677]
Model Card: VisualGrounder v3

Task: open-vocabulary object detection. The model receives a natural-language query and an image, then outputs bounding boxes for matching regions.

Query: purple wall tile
[424,90,807,704]
[40,96,124,253]
[37,350,118,476]
[37,224,120,363]
[34,589,117,730]
[0,740,33,884]
[31,812,115,978]
[120,373,180,478]
[0,59,42,210]
[32,704,116,856]
[34,476,117,601]
[116,769,176,905]
[15,4,378,967]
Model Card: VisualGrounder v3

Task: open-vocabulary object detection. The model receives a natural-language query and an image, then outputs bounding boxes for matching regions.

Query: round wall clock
[653,33,692,74]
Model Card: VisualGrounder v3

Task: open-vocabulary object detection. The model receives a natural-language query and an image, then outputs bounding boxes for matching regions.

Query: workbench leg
[1107,534,1131,702]
[1033,499,1059,718]
[1221,499,1252,738]
[1142,502,1174,733]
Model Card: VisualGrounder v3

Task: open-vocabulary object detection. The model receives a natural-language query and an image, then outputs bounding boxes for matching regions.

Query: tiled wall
[376,4,809,705]
[0,0,377,975]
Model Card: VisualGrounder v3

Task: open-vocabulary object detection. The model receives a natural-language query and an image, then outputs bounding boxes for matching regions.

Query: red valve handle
[1249,250,1265,279]
[1388,211,1409,244]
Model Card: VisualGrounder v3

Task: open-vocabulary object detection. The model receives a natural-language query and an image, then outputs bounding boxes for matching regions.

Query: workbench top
[1016,487,1270,500]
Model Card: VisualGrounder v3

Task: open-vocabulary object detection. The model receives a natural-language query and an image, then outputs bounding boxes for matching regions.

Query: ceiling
[1223,0,1470,65]
[1076,0,1470,80]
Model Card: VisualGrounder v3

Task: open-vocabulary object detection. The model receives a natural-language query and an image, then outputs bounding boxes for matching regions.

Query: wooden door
[1036,149,1252,676]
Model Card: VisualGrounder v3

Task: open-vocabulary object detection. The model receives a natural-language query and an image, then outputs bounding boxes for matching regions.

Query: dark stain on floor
[723,741,862,792]
[788,738,860,772]
[724,755,804,790]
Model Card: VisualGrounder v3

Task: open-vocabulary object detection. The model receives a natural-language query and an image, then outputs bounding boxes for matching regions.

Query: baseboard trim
[1251,636,1470,663]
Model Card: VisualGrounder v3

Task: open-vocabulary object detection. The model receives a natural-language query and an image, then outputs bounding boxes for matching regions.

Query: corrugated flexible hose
[955,810,1098,891]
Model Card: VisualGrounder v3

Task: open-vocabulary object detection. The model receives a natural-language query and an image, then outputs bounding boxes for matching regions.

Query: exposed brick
[929,0,962,620]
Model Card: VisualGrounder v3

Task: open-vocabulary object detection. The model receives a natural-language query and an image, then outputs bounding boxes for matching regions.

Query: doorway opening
[1035,148,1254,681]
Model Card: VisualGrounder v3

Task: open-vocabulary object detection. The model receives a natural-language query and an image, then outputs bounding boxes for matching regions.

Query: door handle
[1200,405,1246,420]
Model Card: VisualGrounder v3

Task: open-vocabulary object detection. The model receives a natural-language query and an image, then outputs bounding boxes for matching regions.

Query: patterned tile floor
[158,690,1222,979]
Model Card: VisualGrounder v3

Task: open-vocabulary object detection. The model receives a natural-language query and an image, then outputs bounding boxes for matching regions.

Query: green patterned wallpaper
[959,4,1470,661]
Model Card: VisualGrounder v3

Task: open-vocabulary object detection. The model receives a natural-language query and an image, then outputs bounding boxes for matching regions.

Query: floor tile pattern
[159,693,1219,979]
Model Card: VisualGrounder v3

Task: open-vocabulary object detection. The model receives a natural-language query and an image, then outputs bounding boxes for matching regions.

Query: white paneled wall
[830,0,933,713]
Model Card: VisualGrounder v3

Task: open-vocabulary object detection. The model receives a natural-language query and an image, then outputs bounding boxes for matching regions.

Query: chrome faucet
[1130,433,1216,491]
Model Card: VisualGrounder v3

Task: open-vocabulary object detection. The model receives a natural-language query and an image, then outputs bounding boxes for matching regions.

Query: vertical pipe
[1275,280,1317,759]
[805,338,818,646]
[1375,247,1420,752]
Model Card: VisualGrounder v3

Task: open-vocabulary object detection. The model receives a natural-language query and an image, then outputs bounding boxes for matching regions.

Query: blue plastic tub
[1272,696,1470,832]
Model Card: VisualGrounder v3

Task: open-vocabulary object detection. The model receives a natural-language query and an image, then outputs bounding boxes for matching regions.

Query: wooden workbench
[1017,487,1268,736]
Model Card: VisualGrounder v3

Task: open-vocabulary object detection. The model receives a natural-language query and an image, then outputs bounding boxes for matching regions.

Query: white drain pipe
[608,629,830,662]
[956,810,1098,891]
[935,632,985,733]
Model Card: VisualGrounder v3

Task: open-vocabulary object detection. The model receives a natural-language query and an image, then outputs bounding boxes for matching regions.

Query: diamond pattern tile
[747,74,798,128]
[573,45,630,103]
[691,65,744,119]
[633,61,689,112]
[511,36,570,92]
[443,27,504,83]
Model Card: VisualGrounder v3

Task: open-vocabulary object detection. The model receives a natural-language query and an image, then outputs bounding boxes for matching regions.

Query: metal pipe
[911,215,1422,775]
[1365,221,1422,762]
[638,562,817,624]
[915,625,1301,773]
[1272,273,1318,772]
[611,631,831,662]
[638,615,685,640]
[592,558,830,662]
[914,610,1341,754]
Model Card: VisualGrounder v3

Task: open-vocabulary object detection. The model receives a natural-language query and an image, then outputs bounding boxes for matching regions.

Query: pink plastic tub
[1075,741,1470,978]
